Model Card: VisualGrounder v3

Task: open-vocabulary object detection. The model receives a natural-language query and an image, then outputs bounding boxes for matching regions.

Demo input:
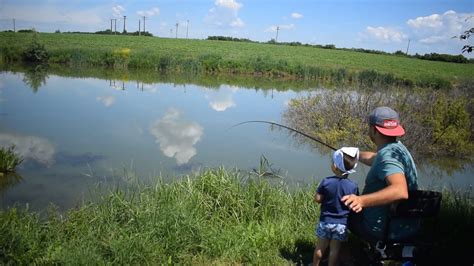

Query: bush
[0,146,23,173]
[22,32,49,63]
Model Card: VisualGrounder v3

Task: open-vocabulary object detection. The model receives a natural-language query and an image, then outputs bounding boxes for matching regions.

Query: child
[313,147,359,266]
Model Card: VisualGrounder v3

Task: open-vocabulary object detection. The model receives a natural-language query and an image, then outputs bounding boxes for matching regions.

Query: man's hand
[341,173,409,213]
[341,194,364,213]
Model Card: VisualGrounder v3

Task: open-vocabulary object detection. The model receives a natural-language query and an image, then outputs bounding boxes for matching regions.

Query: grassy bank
[1,32,473,89]
[1,168,473,264]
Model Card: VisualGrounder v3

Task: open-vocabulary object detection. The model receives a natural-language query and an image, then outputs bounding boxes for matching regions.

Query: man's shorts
[315,221,348,241]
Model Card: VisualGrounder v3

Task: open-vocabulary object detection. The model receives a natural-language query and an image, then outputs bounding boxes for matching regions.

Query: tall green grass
[0,168,472,264]
[1,32,473,89]
[0,168,318,264]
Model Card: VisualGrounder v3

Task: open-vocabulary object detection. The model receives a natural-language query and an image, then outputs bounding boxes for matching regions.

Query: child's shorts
[315,221,348,241]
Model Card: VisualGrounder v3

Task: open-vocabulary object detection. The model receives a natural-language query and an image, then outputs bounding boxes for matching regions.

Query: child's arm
[314,193,324,203]
[315,178,326,203]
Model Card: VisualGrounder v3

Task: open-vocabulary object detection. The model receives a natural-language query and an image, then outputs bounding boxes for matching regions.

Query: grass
[0,168,318,264]
[0,168,472,265]
[1,32,473,89]
[0,146,23,174]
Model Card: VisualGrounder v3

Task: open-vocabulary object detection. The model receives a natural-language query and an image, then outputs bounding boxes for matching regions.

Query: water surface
[0,69,472,211]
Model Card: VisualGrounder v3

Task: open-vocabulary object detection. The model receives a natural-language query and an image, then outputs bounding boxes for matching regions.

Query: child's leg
[313,237,330,266]
[328,240,342,266]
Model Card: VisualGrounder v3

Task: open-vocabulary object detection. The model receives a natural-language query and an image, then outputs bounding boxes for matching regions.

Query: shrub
[22,32,49,63]
[0,146,23,173]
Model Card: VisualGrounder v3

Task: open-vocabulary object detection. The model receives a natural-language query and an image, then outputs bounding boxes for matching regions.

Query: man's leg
[347,211,379,243]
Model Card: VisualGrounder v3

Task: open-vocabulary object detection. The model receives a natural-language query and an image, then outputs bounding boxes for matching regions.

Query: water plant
[0,146,23,174]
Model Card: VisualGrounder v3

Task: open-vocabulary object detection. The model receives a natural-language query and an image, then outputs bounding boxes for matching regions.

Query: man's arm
[359,151,377,166]
[341,173,409,212]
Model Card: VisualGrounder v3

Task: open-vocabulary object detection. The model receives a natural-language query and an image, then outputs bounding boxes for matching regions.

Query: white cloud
[96,96,115,107]
[406,10,473,44]
[364,26,407,43]
[0,133,55,166]
[112,5,126,18]
[419,36,445,44]
[205,85,238,112]
[137,7,160,17]
[205,0,244,28]
[407,14,443,29]
[150,108,203,165]
[2,5,103,25]
[230,18,244,28]
[291,12,303,19]
[215,0,242,11]
[265,24,295,33]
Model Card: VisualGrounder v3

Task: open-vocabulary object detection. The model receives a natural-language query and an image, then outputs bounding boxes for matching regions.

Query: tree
[457,27,474,53]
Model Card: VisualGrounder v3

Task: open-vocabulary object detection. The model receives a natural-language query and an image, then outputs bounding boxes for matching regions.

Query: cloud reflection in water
[0,133,55,166]
[206,85,238,112]
[96,95,116,107]
[150,108,203,165]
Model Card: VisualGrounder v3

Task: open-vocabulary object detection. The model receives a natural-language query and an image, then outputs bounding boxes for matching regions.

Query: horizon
[0,0,473,57]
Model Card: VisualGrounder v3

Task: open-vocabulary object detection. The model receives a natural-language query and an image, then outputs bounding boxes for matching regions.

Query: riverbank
[1,32,473,89]
[0,168,472,264]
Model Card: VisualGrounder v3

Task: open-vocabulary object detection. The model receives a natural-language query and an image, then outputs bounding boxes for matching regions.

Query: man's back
[363,141,419,240]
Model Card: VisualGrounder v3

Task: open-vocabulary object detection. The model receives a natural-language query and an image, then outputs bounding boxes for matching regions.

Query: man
[341,106,419,242]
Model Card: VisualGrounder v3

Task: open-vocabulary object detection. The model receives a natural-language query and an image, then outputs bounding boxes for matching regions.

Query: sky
[0,0,473,56]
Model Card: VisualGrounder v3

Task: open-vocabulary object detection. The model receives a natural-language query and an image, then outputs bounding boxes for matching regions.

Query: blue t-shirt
[362,141,419,240]
[317,176,359,225]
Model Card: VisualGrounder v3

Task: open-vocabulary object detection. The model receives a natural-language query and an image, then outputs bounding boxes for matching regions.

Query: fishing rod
[230,120,337,151]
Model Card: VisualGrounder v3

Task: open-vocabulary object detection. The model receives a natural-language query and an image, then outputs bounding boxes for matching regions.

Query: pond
[0,66,472,211]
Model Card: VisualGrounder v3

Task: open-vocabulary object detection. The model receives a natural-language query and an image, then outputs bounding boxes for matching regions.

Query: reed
[0,168,472,264]
[0,168,318,264]
[0,146,23,174]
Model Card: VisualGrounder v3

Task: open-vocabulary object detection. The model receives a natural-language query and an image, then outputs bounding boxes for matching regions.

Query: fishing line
[229,120,337,151]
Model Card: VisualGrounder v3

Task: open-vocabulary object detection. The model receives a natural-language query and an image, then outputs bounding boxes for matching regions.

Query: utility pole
[143,16,146,34]
[139,20,141,36]
[275,26,280,42]
[123,15,127,33]
[186,20,189,39]
[175,22,179,38]
[110,19,113,32]
[406,39,411,55]
[113,19,117,34]
[13,18,16,32]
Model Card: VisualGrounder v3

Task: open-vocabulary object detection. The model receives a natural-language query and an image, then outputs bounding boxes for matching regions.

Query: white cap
[333,147,359,175]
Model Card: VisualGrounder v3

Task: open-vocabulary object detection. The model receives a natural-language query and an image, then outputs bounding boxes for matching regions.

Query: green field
[1,32,473,88]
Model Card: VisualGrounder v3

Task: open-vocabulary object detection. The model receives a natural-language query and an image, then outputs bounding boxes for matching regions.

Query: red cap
[374,119,405,137]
